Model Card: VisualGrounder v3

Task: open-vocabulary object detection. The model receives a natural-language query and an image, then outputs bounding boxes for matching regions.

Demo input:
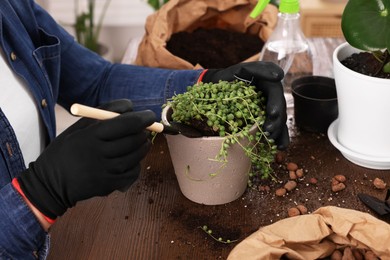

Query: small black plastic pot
[292,76,338,133]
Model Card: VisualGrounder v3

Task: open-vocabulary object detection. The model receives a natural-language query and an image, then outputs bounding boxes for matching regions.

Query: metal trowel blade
[358,191,390,216]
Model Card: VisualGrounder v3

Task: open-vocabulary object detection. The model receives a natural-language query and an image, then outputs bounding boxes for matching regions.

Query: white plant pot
[328,42,390,169]
[162,106,253,205]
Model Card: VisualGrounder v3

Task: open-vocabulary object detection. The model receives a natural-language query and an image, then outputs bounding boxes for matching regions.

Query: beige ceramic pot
[162,105,255,205]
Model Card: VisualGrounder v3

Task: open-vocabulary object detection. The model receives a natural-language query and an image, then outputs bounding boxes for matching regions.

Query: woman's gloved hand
[201,61,289,150]
[16,99,156,219]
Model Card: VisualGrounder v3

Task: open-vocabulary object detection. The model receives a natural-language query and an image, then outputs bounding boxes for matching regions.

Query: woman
[0,1,288,258]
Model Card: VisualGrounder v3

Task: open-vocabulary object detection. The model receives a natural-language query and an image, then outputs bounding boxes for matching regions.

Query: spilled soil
[158,34,390,258]
[139,130,390,259]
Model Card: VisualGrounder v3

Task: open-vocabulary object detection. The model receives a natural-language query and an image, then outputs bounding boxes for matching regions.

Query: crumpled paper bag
[228,206,390,259]
[132,0,277,69]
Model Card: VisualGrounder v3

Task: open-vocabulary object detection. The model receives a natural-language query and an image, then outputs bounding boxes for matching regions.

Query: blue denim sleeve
[0,183,50,259]
[98,64,204,119]
[56,39,203,119]
[52,32,202,120]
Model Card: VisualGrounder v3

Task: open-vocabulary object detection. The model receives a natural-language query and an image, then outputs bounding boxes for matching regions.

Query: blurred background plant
[147,0,169,10]
[74,0,112,53]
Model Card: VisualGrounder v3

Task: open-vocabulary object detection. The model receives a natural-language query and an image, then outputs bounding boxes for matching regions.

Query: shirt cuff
[12,178,56,224]
[197,69,208,83]
[0,183,50,259]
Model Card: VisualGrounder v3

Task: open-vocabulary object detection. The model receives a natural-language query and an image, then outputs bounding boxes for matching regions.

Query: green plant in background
[167,80,277,181]
[147,0,169,10]
[74,0,112,53]
[341,0,390,73]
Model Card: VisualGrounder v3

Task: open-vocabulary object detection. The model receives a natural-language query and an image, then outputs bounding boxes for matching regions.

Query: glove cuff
[197,69,208,83]
[17,166,66,219]
[200,69,219,83]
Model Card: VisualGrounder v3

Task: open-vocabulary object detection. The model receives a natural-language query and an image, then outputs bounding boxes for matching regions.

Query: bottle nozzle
[279,0,300,14]
[249,0,271,19]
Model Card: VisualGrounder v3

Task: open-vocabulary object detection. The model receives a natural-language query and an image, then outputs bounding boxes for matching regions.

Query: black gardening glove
[17,99,156,219]
[202,61,289,150]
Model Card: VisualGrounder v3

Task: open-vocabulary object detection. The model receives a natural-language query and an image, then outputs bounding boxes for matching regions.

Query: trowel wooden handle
[70,103,164,133]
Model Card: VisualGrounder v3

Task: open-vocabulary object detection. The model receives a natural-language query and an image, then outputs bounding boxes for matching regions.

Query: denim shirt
[0,1,202,259]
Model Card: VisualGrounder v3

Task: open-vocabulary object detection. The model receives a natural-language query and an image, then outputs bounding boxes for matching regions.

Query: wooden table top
[48,37,390,260]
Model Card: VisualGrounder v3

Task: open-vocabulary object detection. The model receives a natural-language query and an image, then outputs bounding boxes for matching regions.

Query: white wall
[40,0,154,62]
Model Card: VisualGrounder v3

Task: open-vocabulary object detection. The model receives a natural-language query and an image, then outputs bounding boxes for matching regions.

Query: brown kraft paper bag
[228,206,390,259]
[134,0,277,69]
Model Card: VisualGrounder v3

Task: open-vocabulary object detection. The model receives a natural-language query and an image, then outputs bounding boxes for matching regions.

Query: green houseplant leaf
[342,0,390,51]
[147,0,169,11]
[342,0,390,74]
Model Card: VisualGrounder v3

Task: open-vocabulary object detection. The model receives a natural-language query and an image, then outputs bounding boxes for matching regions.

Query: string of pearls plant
[166,80,277,181]
[198,225,238,244]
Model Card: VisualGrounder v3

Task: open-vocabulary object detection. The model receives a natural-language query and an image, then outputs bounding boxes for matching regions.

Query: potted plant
[328,0,390,169]
[161,80,277,205]
[74,0,112,56]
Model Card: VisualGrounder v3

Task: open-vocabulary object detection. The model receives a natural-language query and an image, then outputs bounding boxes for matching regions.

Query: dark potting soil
[166,28,264,69]
[341,51,390,79]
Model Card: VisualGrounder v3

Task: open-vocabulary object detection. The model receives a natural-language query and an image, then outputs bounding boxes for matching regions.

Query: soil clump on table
[166,28,264,69]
